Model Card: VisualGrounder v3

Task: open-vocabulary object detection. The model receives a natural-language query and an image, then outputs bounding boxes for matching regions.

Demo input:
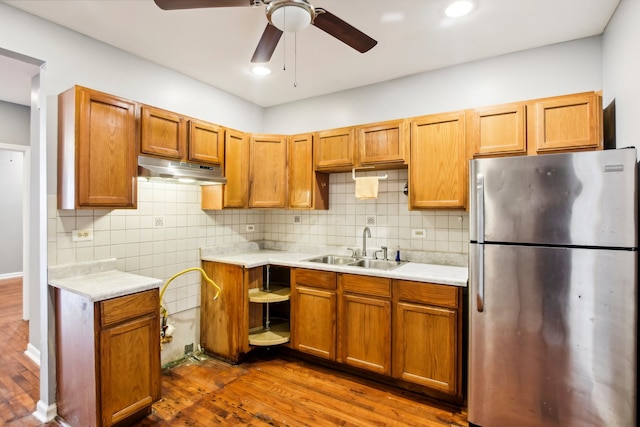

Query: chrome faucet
[362,226,371,257]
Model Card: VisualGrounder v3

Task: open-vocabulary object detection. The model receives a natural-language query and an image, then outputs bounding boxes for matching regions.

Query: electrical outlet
[246,224,255,232]
[366,216,376,226]
[153,216,165,228]
[293,214,301,224]
[72,229,93,242]
[184,343,194,355]
[411,228,427,239]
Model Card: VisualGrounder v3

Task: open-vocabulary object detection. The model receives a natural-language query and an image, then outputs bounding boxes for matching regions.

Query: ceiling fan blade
[251,24,284,63]
[153,0,251,10]
[312,8,377,53]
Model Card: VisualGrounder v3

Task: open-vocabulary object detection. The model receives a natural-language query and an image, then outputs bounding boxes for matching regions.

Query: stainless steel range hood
[138,155,226,185]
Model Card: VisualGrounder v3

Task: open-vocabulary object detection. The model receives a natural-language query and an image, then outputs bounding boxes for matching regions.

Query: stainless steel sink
[304,255,357,265]
[351,258,404,271]
[303,255,405,271]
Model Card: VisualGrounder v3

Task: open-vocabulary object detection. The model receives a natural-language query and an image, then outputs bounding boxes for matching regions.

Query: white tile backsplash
[49,169,468,315]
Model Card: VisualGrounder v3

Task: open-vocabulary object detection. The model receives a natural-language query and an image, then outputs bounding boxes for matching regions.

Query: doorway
[0,144,29,319]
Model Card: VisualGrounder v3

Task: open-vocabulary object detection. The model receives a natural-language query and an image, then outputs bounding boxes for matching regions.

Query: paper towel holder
[352,167,388,181]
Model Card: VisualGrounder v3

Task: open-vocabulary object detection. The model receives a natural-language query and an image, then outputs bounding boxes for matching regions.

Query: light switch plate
[246,224,255,232]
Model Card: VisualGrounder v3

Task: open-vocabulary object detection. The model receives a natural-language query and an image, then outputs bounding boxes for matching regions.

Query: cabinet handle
[475,173,485,313]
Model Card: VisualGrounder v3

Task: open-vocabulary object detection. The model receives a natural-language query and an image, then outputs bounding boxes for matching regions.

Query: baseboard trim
[33,400,57,423]
[24,343,40,366]
[0,272,23,280]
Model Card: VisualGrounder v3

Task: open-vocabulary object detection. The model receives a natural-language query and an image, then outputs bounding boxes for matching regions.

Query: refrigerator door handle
[476,173,485,312]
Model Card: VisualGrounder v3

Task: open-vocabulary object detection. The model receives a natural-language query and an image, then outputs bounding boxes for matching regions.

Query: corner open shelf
[248,266,291,347]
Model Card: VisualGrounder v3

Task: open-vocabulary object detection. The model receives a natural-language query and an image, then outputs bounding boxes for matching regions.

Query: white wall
[0,150,23,276]
[0,101,29,276]
[602,0,640,150]
[0,100,30,145]
[263,36,603,134]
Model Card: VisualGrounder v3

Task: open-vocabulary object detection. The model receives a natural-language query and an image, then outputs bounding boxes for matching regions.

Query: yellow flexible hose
[159,267,221,317]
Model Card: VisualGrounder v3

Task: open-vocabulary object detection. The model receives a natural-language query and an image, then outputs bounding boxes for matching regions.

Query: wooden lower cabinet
[55,288,161,427]
[289,269,463,401]
[338,274,391,375]
[392,280,463,398]
[201,261,261,363]
[290,268,337,360]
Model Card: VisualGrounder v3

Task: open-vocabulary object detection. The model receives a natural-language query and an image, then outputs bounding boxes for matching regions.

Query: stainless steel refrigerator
[468,148,638,427]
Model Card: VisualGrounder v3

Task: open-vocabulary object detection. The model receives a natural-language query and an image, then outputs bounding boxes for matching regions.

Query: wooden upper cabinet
[58,85,137,209]
[409,111,466,210]
[223,128,250,208]
[140,105,186,160]
[139,104,225,166]
[357,119,409,166]
[249,134,288,208]
[200,128,249,211]
[314,127,356,172]
[469,102,527,157]
[288,133,329,210]
[188,119,225,166]
[530,92,602,154]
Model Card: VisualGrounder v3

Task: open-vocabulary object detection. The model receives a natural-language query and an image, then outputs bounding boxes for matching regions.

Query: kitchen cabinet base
[280,347,465,406]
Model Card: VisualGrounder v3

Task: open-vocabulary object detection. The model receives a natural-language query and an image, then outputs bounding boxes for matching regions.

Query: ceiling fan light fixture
[445,0,474,18]
[267,0,315,32]
[251,65,272,75]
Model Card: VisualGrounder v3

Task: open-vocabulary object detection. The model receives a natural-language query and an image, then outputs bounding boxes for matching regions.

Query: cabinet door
[409,112,466,209]
[339,294,391,375]
[357,119,409,166]
[188,119,225,166]
[201,262,255,363]
[140,105,186,160]
[288,133,329,210]
[291,286,337,360]
[224,128,250,208]
[314,127,355,171]
[469,103,527,157]
[249,134,287,208]
[100,313,160,426]
[393,302,458,394]
[530,92,602,154]
[59,86,137,209]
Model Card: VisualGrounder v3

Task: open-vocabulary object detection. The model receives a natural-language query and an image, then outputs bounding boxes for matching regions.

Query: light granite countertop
[201,249,468,287]
[48,258,163,302]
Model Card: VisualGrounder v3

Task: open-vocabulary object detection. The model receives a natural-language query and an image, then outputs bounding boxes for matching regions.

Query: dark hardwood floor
[1,278,468,426]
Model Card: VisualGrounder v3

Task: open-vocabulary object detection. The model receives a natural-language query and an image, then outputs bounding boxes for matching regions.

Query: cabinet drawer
[394,281,459,309]
[341,274,391,298]
[100,289,159,327]
[294,269,336,290]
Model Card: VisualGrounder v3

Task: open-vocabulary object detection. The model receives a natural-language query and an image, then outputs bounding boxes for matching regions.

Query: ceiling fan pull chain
[294,32,298,87]
[282,27,287,71]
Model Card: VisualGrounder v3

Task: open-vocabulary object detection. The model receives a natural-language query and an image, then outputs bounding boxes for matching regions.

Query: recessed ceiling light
[251,65,271,76]
[445,0,474,18]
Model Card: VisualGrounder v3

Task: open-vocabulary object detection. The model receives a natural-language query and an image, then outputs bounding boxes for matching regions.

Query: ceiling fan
[153,0,378,63]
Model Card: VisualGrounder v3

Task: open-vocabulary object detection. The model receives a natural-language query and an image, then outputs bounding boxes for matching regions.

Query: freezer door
[469,148,638,248]
[468,243,637,427]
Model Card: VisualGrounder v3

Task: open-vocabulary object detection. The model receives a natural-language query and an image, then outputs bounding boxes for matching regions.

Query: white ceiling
[1,0,620,107]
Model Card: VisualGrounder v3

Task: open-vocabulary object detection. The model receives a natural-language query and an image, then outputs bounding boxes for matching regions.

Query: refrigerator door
[469,149,638,248]
[468,243,637,427]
